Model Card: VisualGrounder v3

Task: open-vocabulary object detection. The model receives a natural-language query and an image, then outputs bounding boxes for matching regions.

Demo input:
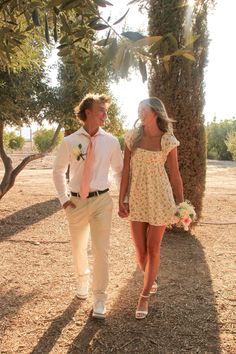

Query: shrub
[3,132,25,150]
[225,131,236,161]
[33,128,63,153]
[206,119,236,160]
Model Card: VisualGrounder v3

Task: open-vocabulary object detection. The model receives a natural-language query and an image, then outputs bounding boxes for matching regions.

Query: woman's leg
[142,225,166,295]
[137,225,166,315]
[130,221,149,272]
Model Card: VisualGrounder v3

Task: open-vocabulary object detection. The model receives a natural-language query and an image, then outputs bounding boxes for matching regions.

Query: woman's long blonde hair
[131,97,175,151]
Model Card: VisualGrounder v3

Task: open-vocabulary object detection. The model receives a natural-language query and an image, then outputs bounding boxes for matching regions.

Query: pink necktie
[79,135,96,199]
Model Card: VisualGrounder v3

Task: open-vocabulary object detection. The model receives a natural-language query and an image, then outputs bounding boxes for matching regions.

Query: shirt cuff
[59,194,70,206]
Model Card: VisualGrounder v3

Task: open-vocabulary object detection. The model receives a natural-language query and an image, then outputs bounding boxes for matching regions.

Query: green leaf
[133,35,162,47]
[121,31,145,41]
[96,37,113,47]
[165,33,178,51]
[53,6,60,15]
[60,13,71,33]
[32,8,40,26]
[127,0,139,4]
[113,45,125,71]
[53,13,58,42]
[89,17,100,27]
[59,35,69,44]
[185,34,200,47]
[30,1,43,8]
[24,24,35,32]
[120,49,131,78]
[46,0,63,8]
[57,47,71,56]
[45,14,50,44]
[90,23,109,30]
[94,0,113,7]
[182,52,196,61]
[163,61,170,74]
[57,43,70,49]
[60,0,82,10]
[162,54,171,61]
[138,59,147,82]
[103,38,117,63]
[104,28,111,46]
[113,9,129,25]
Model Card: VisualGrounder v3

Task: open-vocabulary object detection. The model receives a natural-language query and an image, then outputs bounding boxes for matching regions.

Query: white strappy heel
[135,294,149,320]
[150,280,158,295]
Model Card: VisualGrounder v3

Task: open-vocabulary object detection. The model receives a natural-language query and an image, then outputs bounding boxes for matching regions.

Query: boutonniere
[72,144,86,161]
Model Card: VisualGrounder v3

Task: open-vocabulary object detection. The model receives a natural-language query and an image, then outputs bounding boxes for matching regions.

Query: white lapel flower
[72,143,86,161]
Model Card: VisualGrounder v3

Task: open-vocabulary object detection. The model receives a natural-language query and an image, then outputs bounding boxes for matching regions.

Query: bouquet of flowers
[175,201,196,231]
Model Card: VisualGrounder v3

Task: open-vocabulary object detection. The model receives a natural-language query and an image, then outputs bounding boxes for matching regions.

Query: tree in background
[0,0,191,83]
[56,45,124,136]
[206,118,236,160]
[0,63,61,200]
[225,131,236,161]
[148,0,215,218]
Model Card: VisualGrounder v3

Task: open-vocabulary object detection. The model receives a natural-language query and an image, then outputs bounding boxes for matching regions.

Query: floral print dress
[125,129,180,226]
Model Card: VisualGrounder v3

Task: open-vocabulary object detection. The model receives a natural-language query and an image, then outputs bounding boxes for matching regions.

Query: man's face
[85,102,108,127]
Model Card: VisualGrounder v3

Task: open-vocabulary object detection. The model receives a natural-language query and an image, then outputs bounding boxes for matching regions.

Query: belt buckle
[95,190,100,197]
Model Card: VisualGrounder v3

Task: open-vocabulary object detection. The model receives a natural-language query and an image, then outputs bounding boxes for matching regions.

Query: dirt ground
[0,156,235,354]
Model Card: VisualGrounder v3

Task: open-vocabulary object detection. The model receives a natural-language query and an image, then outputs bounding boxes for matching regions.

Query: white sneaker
[92,300,106,319]
[76,283,89,300]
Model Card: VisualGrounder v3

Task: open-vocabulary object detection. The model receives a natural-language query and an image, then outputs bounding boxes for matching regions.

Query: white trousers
[65,192,113,301]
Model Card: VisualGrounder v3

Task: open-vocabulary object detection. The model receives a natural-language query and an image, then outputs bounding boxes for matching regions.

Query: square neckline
[136,131,167,153]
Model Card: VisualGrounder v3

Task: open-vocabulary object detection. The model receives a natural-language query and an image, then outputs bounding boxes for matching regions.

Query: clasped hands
[63,199,129,218]
[63,200,76,209]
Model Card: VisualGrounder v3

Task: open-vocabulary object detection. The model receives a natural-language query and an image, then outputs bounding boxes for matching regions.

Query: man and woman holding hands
[53,93,184,320]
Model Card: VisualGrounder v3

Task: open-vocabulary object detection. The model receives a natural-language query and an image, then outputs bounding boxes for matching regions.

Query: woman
[119,97,184,319]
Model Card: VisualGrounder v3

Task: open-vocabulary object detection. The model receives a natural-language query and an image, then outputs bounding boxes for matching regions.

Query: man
[53,93,123,319]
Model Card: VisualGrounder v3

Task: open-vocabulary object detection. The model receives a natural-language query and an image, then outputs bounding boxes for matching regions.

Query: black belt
[71,188,109,198]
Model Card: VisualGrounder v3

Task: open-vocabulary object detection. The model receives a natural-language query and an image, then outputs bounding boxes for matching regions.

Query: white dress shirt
[53,127,123,205]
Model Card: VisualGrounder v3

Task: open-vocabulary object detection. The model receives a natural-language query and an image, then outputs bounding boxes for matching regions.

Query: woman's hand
[63,200,76,209]
[118,201,129,218]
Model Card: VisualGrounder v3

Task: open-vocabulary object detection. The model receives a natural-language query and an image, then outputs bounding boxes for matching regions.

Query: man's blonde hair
[74,93,111,122]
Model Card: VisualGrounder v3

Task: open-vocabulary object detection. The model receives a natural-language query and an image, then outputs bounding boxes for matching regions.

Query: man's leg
[65,198,91,296]
[89,193,113,304]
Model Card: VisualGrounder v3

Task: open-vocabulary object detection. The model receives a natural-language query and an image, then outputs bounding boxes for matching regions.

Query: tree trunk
[0,122,62,200]
[148,0,210,218]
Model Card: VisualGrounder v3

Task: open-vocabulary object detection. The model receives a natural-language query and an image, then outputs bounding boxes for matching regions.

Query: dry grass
[0,158,235,354]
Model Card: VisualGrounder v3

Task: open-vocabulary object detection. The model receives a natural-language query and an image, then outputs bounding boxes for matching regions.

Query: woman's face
[138,104,157,126]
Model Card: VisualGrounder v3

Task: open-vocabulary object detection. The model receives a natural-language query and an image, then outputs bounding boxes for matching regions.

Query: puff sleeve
[124,128,138,151]
[161,132,180,154]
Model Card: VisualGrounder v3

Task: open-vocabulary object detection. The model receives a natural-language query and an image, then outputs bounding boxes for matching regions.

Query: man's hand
[118,202,129,218]
[63,200,76,209]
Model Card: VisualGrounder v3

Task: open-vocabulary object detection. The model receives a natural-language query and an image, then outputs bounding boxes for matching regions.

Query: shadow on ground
[30,297,82,354]
[0,199,60,242]
[30,232,220,354]
[0,283,37,341]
